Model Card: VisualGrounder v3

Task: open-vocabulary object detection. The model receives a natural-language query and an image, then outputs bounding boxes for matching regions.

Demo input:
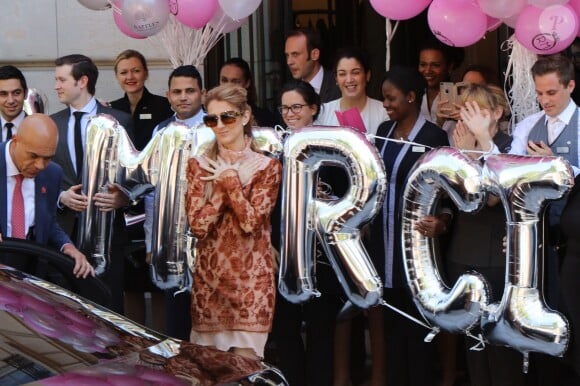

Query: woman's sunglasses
[203,111,243,127]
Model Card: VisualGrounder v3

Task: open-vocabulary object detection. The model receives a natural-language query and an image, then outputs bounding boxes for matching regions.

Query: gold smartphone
[440,82,454,103]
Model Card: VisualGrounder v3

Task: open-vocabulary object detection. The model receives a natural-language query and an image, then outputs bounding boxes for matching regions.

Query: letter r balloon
[278,127,386,309]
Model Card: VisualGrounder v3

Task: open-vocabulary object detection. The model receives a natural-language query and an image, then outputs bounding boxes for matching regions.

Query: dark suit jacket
[111,88,172,151]
[319,67,340,103]
[0,142,71,249]
[50,103,135,237]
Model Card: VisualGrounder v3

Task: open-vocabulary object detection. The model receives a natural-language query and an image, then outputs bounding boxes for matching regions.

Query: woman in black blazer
[369,65,449,386]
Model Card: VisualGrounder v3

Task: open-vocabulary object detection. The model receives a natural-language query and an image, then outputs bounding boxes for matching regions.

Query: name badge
[556,146,570,154]
[412,146,426,153]
[140,113,152,120]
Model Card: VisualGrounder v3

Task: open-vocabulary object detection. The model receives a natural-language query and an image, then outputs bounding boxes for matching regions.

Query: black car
[0,239,287,385]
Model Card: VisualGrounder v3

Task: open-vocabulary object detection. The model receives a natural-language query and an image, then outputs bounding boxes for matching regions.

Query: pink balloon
[487,16,502,32]
[113,2,147,39]
[208,5,248,33]
[369,0,432,20]
[529,0,570,7]
[175,0,218,29]
[515,4,579,54]
[428,0,488,47]
[477,0,527,19]
[569,0,580,36]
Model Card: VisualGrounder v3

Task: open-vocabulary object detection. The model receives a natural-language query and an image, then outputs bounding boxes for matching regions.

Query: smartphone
[440,82,454,103]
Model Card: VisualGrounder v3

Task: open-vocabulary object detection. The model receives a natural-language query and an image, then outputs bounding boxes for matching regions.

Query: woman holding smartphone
[417,38,464,123]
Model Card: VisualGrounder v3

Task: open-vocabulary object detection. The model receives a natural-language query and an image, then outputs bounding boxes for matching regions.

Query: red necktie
[12,174,26,239]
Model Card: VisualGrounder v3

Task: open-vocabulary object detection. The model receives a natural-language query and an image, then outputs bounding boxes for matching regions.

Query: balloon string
[370,134,493,158]
[277,129,492,159]
[380,299,488,347]
[379,299,435,333]
[466,331,486,351]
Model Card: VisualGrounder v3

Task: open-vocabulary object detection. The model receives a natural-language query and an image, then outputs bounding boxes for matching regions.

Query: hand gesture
[93,183,130,212]
[453,120,477,152]
[60,184,88,212]
[459,100,493,141]
[199,157,238,182]
[526,140,554,156]
[237,157,266,185]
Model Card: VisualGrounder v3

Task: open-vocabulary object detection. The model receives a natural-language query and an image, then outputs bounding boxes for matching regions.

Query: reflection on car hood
[0,265,286,385]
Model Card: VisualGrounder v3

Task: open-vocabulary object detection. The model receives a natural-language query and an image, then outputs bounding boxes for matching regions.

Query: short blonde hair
[460,83,509,120]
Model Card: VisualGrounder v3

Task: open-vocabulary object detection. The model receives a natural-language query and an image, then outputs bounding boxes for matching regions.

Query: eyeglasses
[278,104,307,115]
[203,111,243,127]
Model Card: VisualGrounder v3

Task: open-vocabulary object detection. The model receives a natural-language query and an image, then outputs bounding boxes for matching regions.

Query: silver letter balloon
[278,126,386,309]
[402,147,572,361]
[81,115,283,291]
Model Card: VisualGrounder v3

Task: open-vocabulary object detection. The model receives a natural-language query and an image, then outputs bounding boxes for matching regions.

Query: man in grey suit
[285,28,340,103]
[50,54,134,313]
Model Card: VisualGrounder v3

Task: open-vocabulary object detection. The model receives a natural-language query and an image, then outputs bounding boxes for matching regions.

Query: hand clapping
[453,120,477,153]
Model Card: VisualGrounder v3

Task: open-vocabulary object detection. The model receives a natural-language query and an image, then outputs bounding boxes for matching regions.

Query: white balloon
[121,0,170,38]
[208,5,248,33]
[218,0,262,19]
[78,0,112,10]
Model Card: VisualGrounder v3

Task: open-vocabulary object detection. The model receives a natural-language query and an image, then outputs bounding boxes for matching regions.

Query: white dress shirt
[68,97,98,175]
[421,92,439,123]
[309,66,324,95]
[1,111,26,141]
[5,141,34,237]
[510,100,580,176]
[152,109,206,137]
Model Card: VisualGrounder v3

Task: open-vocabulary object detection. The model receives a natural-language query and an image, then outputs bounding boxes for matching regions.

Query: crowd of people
[1,27,580,386]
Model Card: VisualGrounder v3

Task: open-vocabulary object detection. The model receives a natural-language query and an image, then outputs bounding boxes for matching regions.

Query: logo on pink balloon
[516,4,579,54]
[532,33,558,51]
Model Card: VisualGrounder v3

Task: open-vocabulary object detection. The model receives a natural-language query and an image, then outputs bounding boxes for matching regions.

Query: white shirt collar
[1,110,26,129]
[545,99,576,124]
[309,66,324,94]
[70,97,98,116]
[5,140,19,177]
[175,108,206,128]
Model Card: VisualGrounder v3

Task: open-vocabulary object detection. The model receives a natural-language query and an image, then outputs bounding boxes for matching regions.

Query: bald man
[0,114,94,278]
